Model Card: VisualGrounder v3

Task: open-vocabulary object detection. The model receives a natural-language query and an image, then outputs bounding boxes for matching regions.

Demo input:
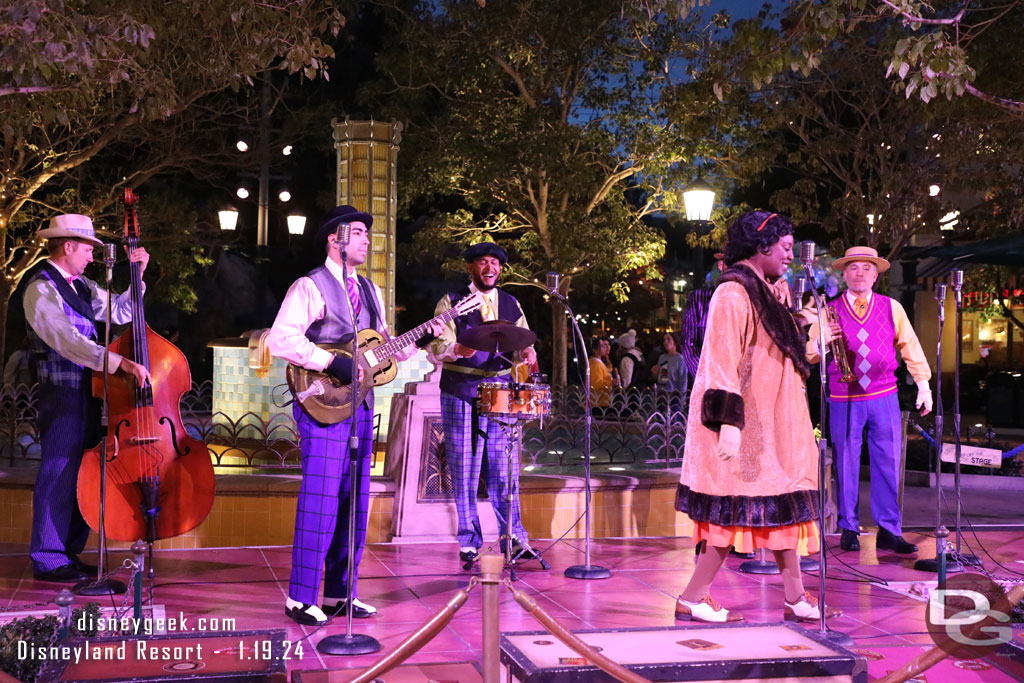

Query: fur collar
[718,263,811,378]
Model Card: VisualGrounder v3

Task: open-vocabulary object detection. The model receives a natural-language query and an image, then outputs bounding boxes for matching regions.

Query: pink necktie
[346,277,362,319]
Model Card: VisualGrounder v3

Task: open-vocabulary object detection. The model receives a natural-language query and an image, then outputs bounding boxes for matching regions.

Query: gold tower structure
[332,117,402,331]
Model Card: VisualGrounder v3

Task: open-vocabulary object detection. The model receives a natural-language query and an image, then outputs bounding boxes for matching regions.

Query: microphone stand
[801,248,853,647]
[542,274,610,580]
[951,270,980,566]
[317,225,381,656]
[914,282,964,577]
[76,244,127,596]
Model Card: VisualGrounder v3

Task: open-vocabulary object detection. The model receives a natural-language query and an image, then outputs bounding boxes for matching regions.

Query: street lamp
[682,178,715,223]
[218,209,239,231]
[286,214,307,235]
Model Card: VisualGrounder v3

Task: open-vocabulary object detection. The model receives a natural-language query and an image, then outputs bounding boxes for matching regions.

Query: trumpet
[824,303,856,383]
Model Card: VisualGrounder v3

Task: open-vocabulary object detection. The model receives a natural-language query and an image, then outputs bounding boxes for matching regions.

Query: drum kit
[456,321,551,576]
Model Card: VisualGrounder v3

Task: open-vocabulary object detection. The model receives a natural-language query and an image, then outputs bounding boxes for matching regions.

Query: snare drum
[477,381,551,420]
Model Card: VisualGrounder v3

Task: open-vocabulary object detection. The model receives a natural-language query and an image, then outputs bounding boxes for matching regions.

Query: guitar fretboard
[372,299,469,363]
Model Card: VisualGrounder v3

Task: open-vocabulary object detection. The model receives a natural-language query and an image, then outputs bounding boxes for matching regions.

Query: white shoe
[784,592,842,622]
[675,595,743,623]
[285,597,328,625]
[323,596,377,618]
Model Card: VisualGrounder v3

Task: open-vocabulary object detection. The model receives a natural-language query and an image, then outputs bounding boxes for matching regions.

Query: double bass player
[23,214,150,583]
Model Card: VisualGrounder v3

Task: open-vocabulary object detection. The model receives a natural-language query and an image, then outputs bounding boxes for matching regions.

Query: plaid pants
[289,402,373,606]
[441,392,527,549]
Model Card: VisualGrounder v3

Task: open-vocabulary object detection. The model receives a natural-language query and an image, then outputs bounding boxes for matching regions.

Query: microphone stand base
[913,555,966,574]
[799,556,820,572]
[564,564,611,580]
[958,553,982,567]
[74,578,127,596]
[738,559,779,575]
[317,633,382,656]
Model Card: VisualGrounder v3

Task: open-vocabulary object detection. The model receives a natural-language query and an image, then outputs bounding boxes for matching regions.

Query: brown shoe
[675,595,743,623]
[784,592,842,622]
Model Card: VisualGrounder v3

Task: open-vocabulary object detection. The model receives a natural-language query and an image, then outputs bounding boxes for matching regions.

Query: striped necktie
[346,277,362,320]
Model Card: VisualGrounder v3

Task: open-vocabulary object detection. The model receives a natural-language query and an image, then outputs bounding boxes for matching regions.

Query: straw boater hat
[36,214,104,247]
[832,246,890,273]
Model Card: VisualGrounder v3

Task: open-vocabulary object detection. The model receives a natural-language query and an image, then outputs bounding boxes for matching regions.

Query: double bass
[77,189,215,542]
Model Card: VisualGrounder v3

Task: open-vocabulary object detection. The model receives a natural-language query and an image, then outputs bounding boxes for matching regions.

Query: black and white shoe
[459,546,479,568]
[285,597,328,625]
[323,597,377,619]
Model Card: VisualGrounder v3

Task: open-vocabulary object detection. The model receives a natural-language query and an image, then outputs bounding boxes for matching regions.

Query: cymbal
[457,321,537,353]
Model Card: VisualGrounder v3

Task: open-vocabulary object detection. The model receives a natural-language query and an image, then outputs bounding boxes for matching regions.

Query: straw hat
[36,214,104,246]
[832,246,890,273]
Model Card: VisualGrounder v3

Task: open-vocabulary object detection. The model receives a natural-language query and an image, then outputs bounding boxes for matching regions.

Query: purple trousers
[829,393,903,536]
[289,402,373,606]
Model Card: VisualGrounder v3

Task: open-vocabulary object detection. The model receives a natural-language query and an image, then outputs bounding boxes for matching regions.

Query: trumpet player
[807,246,932,555]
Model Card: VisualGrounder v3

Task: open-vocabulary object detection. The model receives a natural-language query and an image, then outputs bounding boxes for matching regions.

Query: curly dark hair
[722,210,795,266]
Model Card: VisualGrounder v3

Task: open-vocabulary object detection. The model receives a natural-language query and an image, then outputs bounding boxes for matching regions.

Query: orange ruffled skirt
[693,520,820,556]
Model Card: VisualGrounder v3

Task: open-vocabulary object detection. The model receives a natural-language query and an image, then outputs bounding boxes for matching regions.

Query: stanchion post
[480,554,503,683]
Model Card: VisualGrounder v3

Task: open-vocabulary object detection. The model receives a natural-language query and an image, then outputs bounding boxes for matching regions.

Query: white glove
[716,424,741,461]
[916,381,933,416]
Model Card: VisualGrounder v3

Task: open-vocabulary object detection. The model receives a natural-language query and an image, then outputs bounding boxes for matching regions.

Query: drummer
[428,242,539,566]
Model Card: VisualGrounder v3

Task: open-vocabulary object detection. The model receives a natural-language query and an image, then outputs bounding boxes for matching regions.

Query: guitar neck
[373,306,462,363]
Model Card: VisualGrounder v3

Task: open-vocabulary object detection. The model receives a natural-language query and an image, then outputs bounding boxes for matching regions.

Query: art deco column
[332,117,401,331]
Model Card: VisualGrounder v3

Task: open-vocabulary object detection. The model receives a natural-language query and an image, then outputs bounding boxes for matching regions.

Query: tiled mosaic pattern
[211,347,437,440]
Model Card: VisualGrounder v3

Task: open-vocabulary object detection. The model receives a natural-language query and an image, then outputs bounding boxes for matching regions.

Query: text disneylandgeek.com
[15,612,305,663]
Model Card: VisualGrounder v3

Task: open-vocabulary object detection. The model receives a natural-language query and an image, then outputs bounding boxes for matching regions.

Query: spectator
[617,329,646,389]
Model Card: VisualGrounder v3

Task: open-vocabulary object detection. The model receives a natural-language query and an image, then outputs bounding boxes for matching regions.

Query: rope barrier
[347,580,476,683]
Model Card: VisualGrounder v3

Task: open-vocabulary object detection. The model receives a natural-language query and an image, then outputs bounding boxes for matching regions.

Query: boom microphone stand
[317,222,381,656]
[76,243,127,596]
[913,282,964,576]
[800,242,853,647]
[543,273,611,580]
[950,270,980,566]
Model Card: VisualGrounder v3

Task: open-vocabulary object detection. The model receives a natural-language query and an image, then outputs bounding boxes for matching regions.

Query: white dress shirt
[23,259,138,373]
[267,257,417,371]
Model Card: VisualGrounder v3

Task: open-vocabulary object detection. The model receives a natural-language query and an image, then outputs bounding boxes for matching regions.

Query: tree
[0,1,344,360]
[362,0,737,386]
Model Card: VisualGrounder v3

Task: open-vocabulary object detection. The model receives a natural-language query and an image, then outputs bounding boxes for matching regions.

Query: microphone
[935,283,948,322]
[334,222,351,247]
[800,240,815,269]
[104,243,117,281]
[951,269,964,307]
[790,275,807,312]
[545,271,560,295]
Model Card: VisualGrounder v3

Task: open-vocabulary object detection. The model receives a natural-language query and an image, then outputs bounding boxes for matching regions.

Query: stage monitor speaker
[500,623,866,682]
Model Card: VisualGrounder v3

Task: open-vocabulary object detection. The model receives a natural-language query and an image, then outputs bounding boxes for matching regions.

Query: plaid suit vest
[304,266,379,345]
[440,287,522,403]
[25,267,97,388]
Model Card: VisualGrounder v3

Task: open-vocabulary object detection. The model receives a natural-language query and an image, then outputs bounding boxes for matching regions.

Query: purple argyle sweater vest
[828,294,898,402]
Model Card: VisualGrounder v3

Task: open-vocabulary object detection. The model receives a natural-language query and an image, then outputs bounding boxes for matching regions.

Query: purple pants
[829,393,903,536]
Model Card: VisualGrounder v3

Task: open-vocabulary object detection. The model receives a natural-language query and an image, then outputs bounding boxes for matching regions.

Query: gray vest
[304,265,379,345]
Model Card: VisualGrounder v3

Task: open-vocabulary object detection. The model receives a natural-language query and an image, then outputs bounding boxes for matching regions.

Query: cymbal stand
[801,250,853,647]
[76,243,127,597]
[491,412,550,581]
[541,275,611,580]
[317,224,381,657]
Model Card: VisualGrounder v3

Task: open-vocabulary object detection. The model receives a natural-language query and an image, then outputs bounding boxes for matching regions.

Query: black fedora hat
[316,205,374,245]
[463,241,508,265]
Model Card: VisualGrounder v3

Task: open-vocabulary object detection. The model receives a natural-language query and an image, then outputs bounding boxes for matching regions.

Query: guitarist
[429,242,539,567]
[267,205,443,626]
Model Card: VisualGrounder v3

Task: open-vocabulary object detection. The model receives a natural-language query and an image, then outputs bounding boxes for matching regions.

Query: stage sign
[941,443,1002,469]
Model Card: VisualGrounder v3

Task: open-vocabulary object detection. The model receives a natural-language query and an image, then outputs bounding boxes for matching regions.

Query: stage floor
[3,530,1024,681]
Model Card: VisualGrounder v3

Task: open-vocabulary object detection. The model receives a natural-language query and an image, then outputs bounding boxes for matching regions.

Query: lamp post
[286,214,306,235]
[681,178,715,290]
[218,208,239,231]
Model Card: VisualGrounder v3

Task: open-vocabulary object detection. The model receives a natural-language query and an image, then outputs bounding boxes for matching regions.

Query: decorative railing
[1,382,687,470]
